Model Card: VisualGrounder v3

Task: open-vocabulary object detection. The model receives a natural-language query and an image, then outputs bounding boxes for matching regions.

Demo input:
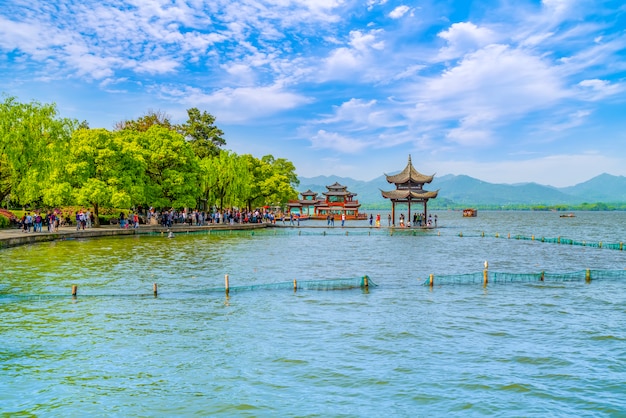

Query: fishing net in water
[187,276,376,294]
[423,269,626,286]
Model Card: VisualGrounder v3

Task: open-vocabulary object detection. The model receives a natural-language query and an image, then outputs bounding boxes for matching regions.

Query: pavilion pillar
[408,199,411,227]
[423,200,428,225]
[392,201,396,226]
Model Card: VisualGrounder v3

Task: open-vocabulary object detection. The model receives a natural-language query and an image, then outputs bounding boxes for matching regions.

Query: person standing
[341,213,346,227]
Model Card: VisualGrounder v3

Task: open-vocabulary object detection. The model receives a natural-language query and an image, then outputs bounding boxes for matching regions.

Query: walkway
[0,223,269,249]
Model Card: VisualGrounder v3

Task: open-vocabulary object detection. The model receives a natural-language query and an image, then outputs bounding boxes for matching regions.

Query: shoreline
[0,223,270,249]
[0,222,437,249]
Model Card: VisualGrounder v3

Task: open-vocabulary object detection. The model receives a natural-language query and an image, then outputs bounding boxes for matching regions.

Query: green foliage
[0,95,76,204]
[243,154,299,210]
[1,97,299,215]
[55,128,148,225]
[114,109,173,132]
[200,150,250,209]
[135,126,200,208]
[178,107,225,159]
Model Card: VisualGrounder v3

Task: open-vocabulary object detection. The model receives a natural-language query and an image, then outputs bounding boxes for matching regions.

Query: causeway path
[0,222,417,249]
[0,223,271,249]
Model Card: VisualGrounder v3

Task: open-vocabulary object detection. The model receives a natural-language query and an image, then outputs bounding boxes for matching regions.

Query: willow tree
[243,154,299,210]
[0,96,76,205]
[61,128,147,226]
[200,150,250,210]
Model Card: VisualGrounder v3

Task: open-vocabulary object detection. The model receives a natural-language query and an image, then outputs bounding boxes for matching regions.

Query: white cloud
[412,44,568,137]
[310,130,369,153]
[166,84,312,123]
[577,79,624,101]
[319,29,385,81]
[437,22,498,61]
[389,6,410,19]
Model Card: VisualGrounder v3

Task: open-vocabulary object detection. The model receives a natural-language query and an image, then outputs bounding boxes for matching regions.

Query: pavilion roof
[385,155,434,185]
[380,189,439,200]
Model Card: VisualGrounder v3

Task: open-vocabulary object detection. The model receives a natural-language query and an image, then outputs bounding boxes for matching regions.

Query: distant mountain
[296,173,626,206]
[559,173,626,202]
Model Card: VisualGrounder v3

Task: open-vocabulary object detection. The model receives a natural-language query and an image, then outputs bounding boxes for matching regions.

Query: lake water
[2,211,626,416]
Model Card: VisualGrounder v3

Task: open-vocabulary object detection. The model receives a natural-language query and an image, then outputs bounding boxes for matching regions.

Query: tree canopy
[1,96,300,218]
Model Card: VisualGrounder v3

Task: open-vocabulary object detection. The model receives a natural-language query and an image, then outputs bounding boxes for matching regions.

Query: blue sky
[1,0,625,187]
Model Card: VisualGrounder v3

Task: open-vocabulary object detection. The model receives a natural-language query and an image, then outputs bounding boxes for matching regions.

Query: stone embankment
[0,223,270,249]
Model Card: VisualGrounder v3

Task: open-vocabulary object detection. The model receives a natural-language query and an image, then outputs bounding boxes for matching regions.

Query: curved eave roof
[323,191,356,196]
[385,155,434,184]
[380,189,439,200]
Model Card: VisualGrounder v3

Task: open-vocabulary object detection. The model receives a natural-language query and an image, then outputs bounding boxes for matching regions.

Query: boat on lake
[463,208,477,217]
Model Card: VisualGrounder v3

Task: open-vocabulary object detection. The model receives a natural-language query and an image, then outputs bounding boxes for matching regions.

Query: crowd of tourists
[145,207,283,228]
[16,209,94,233]
[12,206,287,232]
[397,212,437,228]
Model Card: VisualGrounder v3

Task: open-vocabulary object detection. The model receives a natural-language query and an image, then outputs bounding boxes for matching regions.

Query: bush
[0,215,9,228]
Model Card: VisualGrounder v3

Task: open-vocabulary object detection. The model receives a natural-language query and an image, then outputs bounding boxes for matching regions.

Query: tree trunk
[93,202,100,227]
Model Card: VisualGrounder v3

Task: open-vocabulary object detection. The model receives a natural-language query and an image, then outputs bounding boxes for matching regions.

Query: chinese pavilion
[287,182,364,219]
[381,155,438,227]
[286,189,320,217]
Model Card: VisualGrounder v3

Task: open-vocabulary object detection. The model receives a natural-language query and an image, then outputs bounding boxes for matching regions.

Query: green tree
[62,128,147,226]
[200,150,250,210]
[135,126,201,208]
[114,109,173,132]
[178,107,225,159]
[0,96,76,205]
[243,154,299,210]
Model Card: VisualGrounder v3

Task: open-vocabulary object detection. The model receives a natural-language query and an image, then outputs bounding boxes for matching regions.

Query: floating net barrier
[0,276,376,301]
[186,276,376,294]
[422,269,626,286]
[456,232,624,252]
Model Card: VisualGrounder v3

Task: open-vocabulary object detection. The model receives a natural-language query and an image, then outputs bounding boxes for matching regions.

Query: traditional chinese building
[287,182,364,219]
[381,155,438,226]
[286,189,320,218]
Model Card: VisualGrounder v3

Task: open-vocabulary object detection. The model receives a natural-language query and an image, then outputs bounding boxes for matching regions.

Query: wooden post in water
[540,271,544,282]
[483,260,488,287]
[293,279,297,292]
[621,242,623,251]
[71,285,77,297]
[429,274,434,287]
[363,275,369,288]
[225,274,230,294]
[153,283,158,296]
[585,269,591,283]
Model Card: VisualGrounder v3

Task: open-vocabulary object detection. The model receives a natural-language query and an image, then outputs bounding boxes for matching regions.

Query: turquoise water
[1,211,626,416]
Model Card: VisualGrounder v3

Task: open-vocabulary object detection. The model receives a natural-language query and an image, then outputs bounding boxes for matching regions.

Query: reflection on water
[1,211,626,416]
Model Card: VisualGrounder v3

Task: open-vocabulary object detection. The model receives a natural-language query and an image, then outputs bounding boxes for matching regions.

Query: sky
[1,0,626,187]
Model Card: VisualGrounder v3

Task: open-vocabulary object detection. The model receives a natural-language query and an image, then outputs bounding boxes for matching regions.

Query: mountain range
[297,173,626,207]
